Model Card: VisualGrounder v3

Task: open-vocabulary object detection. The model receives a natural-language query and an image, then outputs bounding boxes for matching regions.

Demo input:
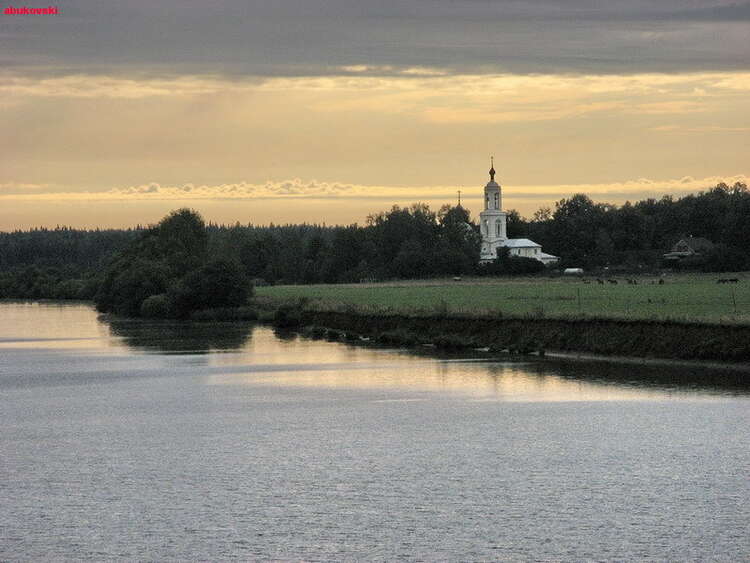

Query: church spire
[489,156,496,181]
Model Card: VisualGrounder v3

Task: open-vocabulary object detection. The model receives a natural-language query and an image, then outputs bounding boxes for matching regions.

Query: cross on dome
[489,156,496,181]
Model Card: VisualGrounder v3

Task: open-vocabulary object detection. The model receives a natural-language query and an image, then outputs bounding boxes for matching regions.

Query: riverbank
[7,295,749,363]
[256,273,750,324]
[259,297,750,363]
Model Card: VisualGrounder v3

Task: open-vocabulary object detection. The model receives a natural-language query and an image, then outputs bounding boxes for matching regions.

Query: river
[1,302,748,560]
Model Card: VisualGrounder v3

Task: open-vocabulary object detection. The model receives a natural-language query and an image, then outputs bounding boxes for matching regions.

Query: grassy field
[256,273,750,324]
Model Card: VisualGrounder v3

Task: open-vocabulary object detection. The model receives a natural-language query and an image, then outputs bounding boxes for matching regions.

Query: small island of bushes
[94,209,256,320]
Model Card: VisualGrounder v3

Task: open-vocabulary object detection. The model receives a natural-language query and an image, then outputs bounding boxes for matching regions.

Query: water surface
[1,302,749,560]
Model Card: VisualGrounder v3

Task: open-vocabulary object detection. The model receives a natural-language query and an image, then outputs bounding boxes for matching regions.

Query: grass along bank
[256,272,750,324]
[256,298,750,363]
[255,273,750,363]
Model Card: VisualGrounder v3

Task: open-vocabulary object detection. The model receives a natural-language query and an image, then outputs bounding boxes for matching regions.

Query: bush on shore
[95,209,253,319]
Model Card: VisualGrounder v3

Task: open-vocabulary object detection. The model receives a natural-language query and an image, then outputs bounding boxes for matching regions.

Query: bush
[189,306,259,321]
[53,279,86,300]
[96,258,170,316]
[140,294,172,318]
[479,247,546,276]
[273,302,304,328]
[701,244,748,273]
[169,259,252,318]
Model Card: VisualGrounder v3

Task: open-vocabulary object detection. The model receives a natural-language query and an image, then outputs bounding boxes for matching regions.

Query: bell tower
[479,157,507,260]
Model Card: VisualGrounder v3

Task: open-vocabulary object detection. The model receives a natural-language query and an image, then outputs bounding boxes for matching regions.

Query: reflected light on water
[2,302,745,402]
[3,302,750,561]
[0,302,113,349]
[206,328,710,402]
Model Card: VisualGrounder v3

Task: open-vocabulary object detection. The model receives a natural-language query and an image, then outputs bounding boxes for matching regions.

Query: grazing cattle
[658,279,665,285]
[596,279,604,285]
[608,279,618,285]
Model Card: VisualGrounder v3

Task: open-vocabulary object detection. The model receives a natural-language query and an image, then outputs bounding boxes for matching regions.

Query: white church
[479,159,558,265]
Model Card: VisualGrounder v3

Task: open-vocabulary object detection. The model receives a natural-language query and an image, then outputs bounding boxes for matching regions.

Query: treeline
[0,182,748,300]
[206,204,481,284]
[0,228,139,299]
[518,181,750,270]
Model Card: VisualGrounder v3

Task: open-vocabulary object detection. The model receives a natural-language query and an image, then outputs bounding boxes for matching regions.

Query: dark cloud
[1,0,748,75]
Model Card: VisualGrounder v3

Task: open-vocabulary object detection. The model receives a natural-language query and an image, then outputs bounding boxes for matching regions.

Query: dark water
[1,302,749,560]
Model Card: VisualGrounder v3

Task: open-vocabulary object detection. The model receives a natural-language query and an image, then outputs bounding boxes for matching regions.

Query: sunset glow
[2,1,748,229]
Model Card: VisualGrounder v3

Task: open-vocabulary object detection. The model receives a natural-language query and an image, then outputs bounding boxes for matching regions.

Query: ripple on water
[1,302,749,560]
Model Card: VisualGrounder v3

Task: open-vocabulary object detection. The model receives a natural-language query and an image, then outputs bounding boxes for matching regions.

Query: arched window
[483,220,488,235]
[496,221,501,237]
[494,193,499,209]
[485,195,489,209]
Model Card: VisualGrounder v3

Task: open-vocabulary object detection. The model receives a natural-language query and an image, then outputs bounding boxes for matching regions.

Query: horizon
[2,176,748,232]
[2,1,748,229]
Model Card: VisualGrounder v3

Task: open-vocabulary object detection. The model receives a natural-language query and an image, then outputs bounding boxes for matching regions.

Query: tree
[532,206,552,222]
[701,244,748,273]
[437,204,481,274]
[505,209,527,238]
[169,259,252,318]
[144,208,208,275]
[95,209,250,318]
[548,194,609,266]
[101,259,170,316]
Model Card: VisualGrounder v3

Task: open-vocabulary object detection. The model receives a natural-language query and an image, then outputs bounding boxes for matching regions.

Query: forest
[0,181,748,302]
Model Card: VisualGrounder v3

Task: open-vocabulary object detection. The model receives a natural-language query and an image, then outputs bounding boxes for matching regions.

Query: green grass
[256,273,750,324]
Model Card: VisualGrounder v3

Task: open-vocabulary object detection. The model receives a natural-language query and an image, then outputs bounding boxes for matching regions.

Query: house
[502,238,560,265]
[663,237,714,261]
[478,159,558,265]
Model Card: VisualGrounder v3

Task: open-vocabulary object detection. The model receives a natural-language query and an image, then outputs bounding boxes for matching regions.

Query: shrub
[169,259,252,318]
[189,306,259,321]
[701,244,748,273]
[96,258,170,316]
[140,293,172,318]
[273,302,304,328]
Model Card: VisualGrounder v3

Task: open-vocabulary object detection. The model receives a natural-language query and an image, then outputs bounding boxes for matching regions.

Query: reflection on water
[536,355,750,396]
[2,302,750,560]
[1,301,747,400]
[107,318,253,354]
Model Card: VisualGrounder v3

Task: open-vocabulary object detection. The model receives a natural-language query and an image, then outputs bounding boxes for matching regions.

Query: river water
[1,302,749,560]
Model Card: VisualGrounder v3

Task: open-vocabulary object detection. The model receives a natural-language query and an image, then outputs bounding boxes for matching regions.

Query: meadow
[256,273,750,324]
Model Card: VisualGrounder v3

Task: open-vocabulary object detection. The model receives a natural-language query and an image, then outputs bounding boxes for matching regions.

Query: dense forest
[0,181,748,301]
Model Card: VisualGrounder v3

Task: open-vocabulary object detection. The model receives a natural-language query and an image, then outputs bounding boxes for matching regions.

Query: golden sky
[1,2,749,229]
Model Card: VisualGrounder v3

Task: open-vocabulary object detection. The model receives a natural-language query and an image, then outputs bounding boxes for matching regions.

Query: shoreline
[5,297,750,367]
[263,299,750,365]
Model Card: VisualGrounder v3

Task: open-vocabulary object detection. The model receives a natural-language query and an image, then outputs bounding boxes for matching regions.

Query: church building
[479,159,558,265]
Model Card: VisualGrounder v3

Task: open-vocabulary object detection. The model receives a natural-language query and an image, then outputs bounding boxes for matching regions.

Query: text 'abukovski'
[4,6,59,15]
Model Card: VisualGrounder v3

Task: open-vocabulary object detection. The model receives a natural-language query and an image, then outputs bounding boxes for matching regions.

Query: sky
[1,0,749,229]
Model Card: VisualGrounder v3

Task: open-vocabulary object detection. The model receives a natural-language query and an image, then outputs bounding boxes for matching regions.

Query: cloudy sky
[1,0,748,228]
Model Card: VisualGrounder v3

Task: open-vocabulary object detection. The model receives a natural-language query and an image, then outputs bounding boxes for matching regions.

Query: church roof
[501,238,542,248]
